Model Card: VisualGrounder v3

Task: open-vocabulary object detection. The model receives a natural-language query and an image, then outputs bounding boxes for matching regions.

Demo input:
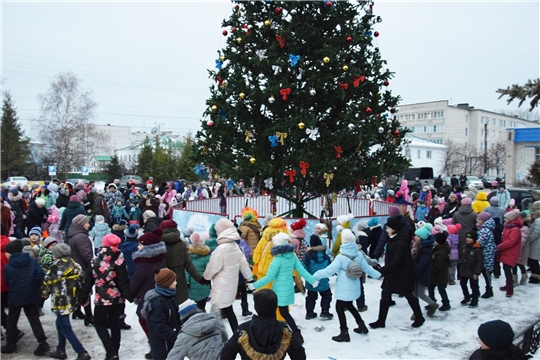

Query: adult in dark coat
[221,289,306,360]
[141,192,160,216]
[439,182,452,201]
[92,190,109,219]
[160,220,202,304]
[7,189,26,239]
[372,209,413,259]
[59,196,86,242]
[450,175,459,190]
[429,234,451,311]
[442,194,460,219]
[433,176,443,190]
[130,228,167,340]
[143,213,163,234]
[25,199,48,234]
[369,217,425,329]
[452,198,478,265]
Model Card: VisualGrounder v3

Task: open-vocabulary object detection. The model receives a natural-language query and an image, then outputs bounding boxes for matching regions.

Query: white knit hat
[337,214,354,225]
[272,232,290,246]
[341,229,357,244]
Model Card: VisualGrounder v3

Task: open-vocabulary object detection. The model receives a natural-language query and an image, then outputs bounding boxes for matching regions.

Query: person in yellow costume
[332,214,355,258]
[252,217,291,322]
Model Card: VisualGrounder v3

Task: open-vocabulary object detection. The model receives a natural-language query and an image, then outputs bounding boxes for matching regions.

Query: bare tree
[442,140,484,176]
[36,72,108,175]
[496,108,540,121]
[488,141,506,176]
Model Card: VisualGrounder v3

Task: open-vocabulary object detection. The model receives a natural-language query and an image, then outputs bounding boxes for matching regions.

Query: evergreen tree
[497,78,540,111]
[105,155,125,183]
[194,1,409,215]
[137,137,154,181]
[1,92,31,178]
[179,133,198,182]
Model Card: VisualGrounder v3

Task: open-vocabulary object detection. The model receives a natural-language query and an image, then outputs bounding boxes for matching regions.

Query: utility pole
[484,121,488,176]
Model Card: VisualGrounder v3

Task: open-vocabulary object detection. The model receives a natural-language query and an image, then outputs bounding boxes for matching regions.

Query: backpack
[340,253,363,279]
[140,289,162,320]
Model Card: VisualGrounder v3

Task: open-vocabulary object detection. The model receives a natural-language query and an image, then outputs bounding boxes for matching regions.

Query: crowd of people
[0,175,537,360]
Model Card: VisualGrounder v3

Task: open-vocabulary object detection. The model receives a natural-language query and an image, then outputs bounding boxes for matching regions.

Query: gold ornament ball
[264,20,271,26]
[239,92,246,99]
[323,57,330,64]
[220,56,225,61]
[298,122,305,130]
[236,37,242,44]
[342,65,349,71]
[211,105,218,112]
[250,157,256,164]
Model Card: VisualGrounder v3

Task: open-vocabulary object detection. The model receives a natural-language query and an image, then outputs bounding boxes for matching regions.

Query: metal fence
[514,318,540,356]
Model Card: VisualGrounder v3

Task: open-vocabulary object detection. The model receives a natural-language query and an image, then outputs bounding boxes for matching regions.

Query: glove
[311,280,319,288]
[198,278,211,286]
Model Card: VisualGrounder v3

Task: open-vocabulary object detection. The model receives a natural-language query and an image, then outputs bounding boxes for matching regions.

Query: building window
[426,151,432,158]
[417,150,421,159]
[129,155,131,162]
[465,128,468,136]
[480,143,484,150]
[465,115,469,123]
[536,148,540,162]
[429,139,443,144]
[411,114,415,120]
[492,118,496,125]
[405,149,411,158]
[508,132,512,141]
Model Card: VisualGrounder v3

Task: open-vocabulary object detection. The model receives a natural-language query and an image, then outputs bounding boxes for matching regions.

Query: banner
[172,209,228,239]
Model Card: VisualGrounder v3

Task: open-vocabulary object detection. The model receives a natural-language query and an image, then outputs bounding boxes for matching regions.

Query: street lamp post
[483,120,488,176]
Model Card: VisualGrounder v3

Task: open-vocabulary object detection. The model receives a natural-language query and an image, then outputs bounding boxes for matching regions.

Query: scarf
[217,227,240,244]
[155,284,177,297]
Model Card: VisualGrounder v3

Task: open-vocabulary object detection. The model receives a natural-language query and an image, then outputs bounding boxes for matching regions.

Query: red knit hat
[290,218,306,231]
[139,228,163,246]
[160,220,177,230]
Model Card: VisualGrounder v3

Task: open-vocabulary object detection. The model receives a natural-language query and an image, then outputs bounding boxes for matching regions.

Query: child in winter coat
[415,201,429,223]
[476,212,497,299]
[43,243,90,360]
[254,232,318,343]
[167,303,228,360]
[290,219,308,262]
[89,215,111,256]
[427,203,441,225]
[332,214,354,258]
[313,229,381,342]
[121,224,140,278]
[429,233,451,311]
[412,224,438,316]
[459,231,484,308]
[186,233,211,311]
[142,268,181,360]
[47,207,64,243]
[446,224,461,285]
[235,234,253,317]
[24,226,42,259]
[497,211,523,297]
[109,200,129,225]
[79,234,133,360]
[303,234,333,320]
[515,213,531,285]
[39,237,58,273]
[111,220,128,242]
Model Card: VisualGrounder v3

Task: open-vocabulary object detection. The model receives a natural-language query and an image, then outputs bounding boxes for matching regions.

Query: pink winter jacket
[497,218,523,267]
[517,225,530,266]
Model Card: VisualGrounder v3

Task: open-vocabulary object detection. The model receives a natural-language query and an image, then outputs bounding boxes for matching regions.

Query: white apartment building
[397,100,536,149]
[402,134,447,176]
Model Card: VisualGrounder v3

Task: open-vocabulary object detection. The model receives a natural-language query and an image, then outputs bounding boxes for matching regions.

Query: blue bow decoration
[219,110,227,119]
[215,59,223,69]
[226,179,235,190]
[194,165,207,178]
[268,135,279,147]
[364,30,373,36]
[289,54,300,67]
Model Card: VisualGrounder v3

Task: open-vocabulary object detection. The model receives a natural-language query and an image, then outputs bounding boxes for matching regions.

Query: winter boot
[84,316,94,327]
[293,330,304,344]
[305,310,317,320]
[481,287,493,299]
[530,274,540,284]
[145,352,153,359]
[427,303,439,316]
[1,344,18,354]
[358,305,368,312]
[75,351,91,360]
[241,303,252,317]
[520,273,528,285]
[353,321,369,334]
[411,316,425,328]
[331,327,350,342]
[407,296,425,328]
[34,341,51,356]
[460,296,471,305]
[439,301,451,311]
[320,309,334,319]
[506,280,514,297]
[72,309,85,320]
[513,274,519,287]
[369,301,390,329]
[49,349,68,359]
[468,299,478,308]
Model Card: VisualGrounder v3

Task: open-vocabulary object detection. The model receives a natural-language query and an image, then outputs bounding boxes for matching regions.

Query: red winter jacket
[1,235,10,292]
[497,218,523,267]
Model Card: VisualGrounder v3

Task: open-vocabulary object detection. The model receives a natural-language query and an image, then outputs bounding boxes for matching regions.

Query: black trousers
[196,299,207,312]
[428,284,449,304]
[94,304,122,357]
[6,303,47,344]
[381,290,422,317]
[221,305,238,332]
[1,291,8,328]
[278,306,298,333]
[335,300,362,329]
[460,277,479,300]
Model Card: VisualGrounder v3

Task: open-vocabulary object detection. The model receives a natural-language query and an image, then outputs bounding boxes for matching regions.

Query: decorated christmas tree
[194,0,410,216]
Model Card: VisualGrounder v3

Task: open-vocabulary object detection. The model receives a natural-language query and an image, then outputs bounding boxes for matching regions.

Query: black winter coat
[55,192,70,209]
[5,252,45,307]
[147,291,180,360]
[368,226,382,258]
[59,201,86,237]
[221,315,306,360]
[7,192,25,230]
[431,242,450,287]
[452,205,478,257]
[92,194,108,218]
[379,229,415,295]
[413,237,435,287]
[68,223,93,272]
[459,243,484,279]
[372,215,412,259]
[469,344,528,360]
[26,201,48,231]
[144,217,163,234]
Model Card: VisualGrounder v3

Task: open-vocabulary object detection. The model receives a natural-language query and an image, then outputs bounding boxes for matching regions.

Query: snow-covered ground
[2,274,539,360]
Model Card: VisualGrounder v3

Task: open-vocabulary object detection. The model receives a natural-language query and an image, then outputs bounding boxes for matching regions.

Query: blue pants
[356,280,365,308]
[306,289,332,311]
[56,314,85,354]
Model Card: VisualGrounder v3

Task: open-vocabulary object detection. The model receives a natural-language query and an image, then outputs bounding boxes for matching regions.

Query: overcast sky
[2,0,539,140]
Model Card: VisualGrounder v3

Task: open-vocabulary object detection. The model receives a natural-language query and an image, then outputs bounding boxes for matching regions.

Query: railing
[514,318,540,356]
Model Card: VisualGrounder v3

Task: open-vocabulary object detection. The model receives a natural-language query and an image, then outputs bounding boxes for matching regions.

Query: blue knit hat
[414,223,433,240]
[29,227,42,238]
[367,217,379,227]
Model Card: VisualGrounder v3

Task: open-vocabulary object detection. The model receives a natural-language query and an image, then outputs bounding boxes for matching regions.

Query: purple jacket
[447,234,459,261]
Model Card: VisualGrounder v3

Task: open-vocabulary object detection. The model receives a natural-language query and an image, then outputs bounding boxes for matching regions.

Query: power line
[16,108,202,120]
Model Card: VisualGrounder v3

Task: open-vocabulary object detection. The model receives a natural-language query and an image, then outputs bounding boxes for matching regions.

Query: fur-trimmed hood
[8,191,23,202]
[307,245,326,252]
[188,244,210,256]
[270,244,295,256]
[112,223,127,232]
[237,325,292,360]
[132,241,166,261]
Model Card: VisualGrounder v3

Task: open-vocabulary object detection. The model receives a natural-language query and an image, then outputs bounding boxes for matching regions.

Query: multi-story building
[402,134,447,176]
[506,128,540,186]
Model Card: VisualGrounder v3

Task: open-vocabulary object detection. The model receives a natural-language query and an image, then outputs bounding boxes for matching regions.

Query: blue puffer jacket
[5,252,45,306]
[302,245,331,292]
[313,242,381,301]
[121,238,139,278]
[253,244,317,307]
[413,236,435,287]
[477,218,497,272]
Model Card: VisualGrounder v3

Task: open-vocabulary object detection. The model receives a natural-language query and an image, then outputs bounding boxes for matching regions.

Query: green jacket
[186,245,211,301]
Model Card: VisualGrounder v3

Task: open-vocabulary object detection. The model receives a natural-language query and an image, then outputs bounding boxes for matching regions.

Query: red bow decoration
[334,145,343,159]
[280,88,291,101]
[276,35,285,48]
[338,82,348,90]
[216,76,224,86]
[299,161,309,177]
[353,76,366,87]
[285,169,296,183]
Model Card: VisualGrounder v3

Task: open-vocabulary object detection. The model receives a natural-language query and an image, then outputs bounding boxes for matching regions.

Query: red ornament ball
[222,30,228,36]
[346,36,352,43]
[394,129,400,136]
[326,1,332,7]
[234,4,239,10]
[231,27,236,32]
[360,75,366,82]
[275,7,282,14]
[374,31,380,37]
[365,107,372,114]
[207,121,214,127]
[390,108,396,114]
[384,80,390,86]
